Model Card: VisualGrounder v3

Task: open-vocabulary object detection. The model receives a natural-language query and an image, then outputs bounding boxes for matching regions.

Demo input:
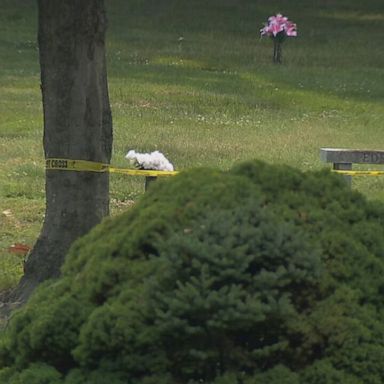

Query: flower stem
[273,40,282,64]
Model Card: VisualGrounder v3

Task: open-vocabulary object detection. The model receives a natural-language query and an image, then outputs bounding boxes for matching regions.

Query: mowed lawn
[1,0,384,290]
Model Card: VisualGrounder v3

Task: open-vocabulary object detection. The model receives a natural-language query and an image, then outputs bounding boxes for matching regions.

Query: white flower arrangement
[125,150,174,171]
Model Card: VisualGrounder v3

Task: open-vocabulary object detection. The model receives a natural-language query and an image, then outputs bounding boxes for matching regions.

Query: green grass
[1,0,384,291]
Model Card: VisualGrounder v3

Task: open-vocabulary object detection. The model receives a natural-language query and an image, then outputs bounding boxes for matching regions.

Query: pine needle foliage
[1,161,384,383]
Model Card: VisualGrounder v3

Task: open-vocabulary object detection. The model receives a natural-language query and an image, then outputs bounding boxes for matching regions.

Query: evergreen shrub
[1,160,384,383]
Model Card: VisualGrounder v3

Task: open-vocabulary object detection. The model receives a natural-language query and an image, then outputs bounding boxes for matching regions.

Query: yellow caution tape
[332,170,384,176]
[109,167,178,177]
[45,158,179,177]
[45,159,384,177]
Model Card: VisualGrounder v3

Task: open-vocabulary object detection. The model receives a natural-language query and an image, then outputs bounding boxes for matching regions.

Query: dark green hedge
[1,160,384,383]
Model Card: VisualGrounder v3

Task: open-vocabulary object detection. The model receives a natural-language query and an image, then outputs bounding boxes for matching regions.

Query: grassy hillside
[1,0,384,291]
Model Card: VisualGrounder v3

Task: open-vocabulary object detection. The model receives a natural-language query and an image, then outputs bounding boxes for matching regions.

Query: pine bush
[1,161,384,383]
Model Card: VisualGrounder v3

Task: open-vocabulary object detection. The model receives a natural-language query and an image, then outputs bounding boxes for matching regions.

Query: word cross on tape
[46,159,108,172]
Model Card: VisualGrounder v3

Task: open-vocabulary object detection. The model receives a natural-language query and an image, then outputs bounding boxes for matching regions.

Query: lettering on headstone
[360,152,384,164]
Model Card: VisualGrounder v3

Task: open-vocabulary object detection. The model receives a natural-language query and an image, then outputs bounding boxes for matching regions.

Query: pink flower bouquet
[260,14,297,63]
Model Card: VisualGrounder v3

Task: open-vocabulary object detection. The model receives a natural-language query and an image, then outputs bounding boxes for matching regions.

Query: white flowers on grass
[125,150,174,171]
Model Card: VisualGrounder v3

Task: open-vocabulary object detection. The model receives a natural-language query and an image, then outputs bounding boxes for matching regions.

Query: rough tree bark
[10,0,113,303]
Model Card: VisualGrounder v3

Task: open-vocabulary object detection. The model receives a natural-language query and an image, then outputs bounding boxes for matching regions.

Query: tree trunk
[10,0,113,303]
